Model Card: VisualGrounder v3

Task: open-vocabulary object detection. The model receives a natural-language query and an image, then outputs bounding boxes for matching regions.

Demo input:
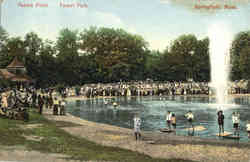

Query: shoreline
[43,107,250,162]
[64,93,250,102]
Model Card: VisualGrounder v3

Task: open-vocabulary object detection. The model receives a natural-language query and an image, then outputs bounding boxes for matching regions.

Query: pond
[67,96,250,141]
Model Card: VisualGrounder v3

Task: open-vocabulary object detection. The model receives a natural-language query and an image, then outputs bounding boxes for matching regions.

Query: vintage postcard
[0,0,250,162]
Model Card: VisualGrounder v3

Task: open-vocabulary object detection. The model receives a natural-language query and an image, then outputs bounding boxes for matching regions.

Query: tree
[24,32,42,56]
[1,37,26,67]
[0,26,8,47]
[79,27,148,82]
[230,31,250,80]
[239,47,250,79]
[169,34,198,81]
[56,28,80,85]
[0,26,9,68]
[23,32,43,82]
[37,40,57,87]
[193,37,210,81]
[144,50,163,81]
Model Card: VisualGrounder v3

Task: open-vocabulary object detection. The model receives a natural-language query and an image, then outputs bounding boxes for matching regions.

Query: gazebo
[0,57,32,88]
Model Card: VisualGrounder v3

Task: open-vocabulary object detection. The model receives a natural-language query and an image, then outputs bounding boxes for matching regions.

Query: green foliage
[145,35,210,81]
[238,47,250,79]
[55,84,66,92]
[0,78,12,88]
[79,27,148,82]
[2,26,250,86]
[37,40,58,87]
[230,31,250,80]
[56,28,80,85]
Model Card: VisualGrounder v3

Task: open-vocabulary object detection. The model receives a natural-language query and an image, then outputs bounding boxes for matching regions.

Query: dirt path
[1,105,250,162]
[43,108,250,162]
[0,145,80,162]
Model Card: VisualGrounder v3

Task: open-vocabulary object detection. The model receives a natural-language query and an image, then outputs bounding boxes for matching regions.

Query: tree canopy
[230,31,250,80]
[79,27,148,82]
[0,26,249,87]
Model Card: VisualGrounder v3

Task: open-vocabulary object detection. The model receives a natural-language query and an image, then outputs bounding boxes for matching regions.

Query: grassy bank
[0,109,194,162]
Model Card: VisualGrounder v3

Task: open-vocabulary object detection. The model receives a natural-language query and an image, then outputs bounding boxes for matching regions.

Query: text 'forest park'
[17,2,88,8]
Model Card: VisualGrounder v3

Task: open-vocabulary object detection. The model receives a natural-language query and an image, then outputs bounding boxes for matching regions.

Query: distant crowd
[57,80,250,98]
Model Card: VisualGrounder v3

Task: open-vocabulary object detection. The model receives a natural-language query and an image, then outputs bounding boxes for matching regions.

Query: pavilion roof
[0,69,32,82]
[9,74,32,82]
[0,69,16,79]
[7,57,25,69]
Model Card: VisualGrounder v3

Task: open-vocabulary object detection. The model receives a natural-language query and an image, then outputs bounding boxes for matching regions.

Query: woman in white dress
[246,120,250,138]
[133,114,141,140]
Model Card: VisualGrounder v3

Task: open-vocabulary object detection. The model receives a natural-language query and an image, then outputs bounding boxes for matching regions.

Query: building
[0,56,32,84]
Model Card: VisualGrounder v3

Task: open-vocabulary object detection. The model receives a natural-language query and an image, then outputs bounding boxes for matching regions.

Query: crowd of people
[55,80,250,100]
[0,87,67,119]
[57,81,210,98]
[1,83,250,141]
[216,110,242,137]
[30,88,67,116]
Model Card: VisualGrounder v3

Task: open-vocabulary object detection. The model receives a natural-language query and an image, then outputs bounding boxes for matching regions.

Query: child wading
[246,120,250,138]
[166,111,172,130]
[185,110,194,135]
[171,113,176,132]
[133,114,141,140]
[232,112,240,136]
[217,110,224,136]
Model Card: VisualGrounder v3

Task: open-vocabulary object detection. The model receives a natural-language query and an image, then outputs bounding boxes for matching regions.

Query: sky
[2,0,250,51]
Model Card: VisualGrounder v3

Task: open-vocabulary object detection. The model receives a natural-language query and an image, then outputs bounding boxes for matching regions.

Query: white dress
[246,124,250,132]
[2,95,8,108]
[166,113,172,121]
[134,117,141,133]
[232,114,240,124]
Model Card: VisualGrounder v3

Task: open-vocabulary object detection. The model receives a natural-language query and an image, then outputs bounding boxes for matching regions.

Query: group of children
[132,110,192,140]
[217,110,250,137]
[166,111,177,130]
[52,97,67,116]
[133,109,250,140]
[167,110,194,130]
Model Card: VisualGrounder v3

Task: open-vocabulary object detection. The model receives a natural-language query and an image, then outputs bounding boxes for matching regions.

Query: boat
[113,102,118,107]
[160,128,174,133]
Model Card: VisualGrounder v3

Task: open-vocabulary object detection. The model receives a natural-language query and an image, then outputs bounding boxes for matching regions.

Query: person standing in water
[217,110,224,136]
[166,111,172,130]
[133,114,141,140]
[232,112,240,136]
[171,113,176,131]
[246,120,250,138]
[185,110,194,134]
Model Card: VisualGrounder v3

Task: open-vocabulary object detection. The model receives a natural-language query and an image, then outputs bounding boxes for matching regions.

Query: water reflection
[67,96,250,141]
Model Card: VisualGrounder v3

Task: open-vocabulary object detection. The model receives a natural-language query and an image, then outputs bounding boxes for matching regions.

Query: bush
[0,79,12,88]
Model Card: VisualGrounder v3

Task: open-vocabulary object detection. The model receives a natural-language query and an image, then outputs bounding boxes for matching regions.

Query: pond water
[67,96,250,141]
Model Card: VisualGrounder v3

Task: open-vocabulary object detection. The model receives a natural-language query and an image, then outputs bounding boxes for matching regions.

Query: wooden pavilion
[0,57,32,87]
